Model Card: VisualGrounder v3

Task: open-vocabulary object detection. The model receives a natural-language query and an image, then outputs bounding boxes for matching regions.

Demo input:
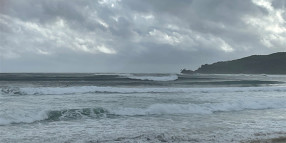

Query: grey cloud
[1,0,286,72]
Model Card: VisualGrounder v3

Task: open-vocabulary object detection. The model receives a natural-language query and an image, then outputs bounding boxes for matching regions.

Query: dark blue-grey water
[1,73,286,142]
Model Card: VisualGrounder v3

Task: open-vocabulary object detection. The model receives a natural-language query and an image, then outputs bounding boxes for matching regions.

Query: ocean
[1,73,286,143]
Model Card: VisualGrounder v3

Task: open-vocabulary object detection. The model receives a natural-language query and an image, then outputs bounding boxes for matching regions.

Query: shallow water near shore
[1,73,286,142]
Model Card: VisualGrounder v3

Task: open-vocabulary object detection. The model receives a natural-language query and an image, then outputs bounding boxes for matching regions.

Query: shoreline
[243,136,286,143]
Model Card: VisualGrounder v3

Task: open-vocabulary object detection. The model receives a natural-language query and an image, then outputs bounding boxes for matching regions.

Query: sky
[1,0,286,73]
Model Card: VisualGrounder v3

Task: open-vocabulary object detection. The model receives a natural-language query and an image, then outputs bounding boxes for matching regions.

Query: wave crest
[2,86,286,96]
[1,99,286,125]
[46,108,108,121]
[0,107,109,125]
[124,74,178,81]
[1,87,23,95]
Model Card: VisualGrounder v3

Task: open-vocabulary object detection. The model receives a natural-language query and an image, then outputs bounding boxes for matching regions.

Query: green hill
[182,52,286,74]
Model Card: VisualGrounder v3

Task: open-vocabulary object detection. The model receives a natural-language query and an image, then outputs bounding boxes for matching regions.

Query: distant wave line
[1,85,286,96]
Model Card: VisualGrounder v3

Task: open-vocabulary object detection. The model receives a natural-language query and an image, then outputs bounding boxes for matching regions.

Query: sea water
[1,73,286,142]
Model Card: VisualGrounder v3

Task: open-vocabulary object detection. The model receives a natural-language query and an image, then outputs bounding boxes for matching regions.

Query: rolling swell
[0,73,178,82]
[0,73,122,81]
[0,73,282,88]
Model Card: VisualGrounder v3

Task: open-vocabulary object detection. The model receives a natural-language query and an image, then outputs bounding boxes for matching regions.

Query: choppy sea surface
[1,73,286,143]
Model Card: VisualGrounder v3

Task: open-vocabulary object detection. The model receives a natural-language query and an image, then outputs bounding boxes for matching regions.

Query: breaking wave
[0,108,109,125]
[1,86,286,96]
[124,74,178,81]
[46,108,108,121]
[2,98,286,125]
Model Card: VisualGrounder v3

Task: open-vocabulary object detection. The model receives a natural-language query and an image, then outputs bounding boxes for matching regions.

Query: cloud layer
[1,0,286,72]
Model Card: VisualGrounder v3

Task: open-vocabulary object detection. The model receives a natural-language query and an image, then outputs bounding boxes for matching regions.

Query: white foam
[0,109,48,125]
[124,74,178,81]
[112,99,286,116]
[1,97,286,125]
[3,85,286,95]
[92,73,178,82]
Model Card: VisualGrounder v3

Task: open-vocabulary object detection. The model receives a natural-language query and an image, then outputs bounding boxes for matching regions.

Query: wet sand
[245,136,286,143]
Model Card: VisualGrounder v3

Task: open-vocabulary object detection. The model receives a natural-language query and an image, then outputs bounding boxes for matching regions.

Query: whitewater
[1,73,286,143]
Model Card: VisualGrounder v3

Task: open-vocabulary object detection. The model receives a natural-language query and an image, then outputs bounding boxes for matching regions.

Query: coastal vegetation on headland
[181,52,286,74]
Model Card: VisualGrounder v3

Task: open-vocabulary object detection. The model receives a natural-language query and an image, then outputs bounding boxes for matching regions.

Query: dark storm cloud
[0,0,286,72]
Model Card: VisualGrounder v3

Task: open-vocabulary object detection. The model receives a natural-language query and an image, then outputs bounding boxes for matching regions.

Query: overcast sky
[1,0,286,73]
